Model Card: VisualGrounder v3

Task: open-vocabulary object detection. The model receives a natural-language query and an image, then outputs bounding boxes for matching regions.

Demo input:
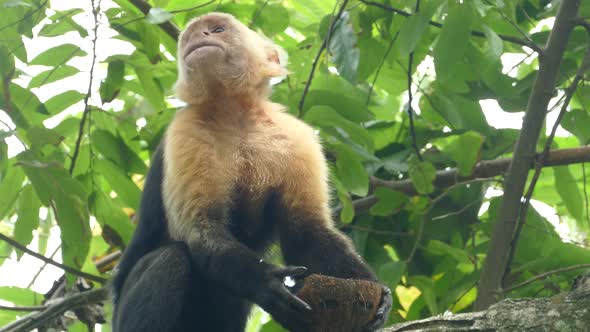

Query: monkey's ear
[268,50,280,65]
[261,44,288,78]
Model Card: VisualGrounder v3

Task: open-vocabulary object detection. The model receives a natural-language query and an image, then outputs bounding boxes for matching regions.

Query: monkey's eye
[211,26,225,33]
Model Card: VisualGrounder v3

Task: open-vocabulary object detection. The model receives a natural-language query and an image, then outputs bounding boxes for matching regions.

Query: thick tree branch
[475,0,581,310]
[370,146,590,197]
[504,45,590,283]
[359,0,543,54]
[346,146,590,215]
[383,271,590,331]
[0,233,106,284]
[0,288,108,332]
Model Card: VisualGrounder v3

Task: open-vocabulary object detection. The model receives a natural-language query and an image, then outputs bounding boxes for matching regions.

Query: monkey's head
[175,12,286,105]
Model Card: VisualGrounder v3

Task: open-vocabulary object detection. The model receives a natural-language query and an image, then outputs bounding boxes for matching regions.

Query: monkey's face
[180,15,240,72]
[175,12,286,103]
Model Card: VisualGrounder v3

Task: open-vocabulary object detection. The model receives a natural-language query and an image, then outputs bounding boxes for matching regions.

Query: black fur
[111,143,388,332]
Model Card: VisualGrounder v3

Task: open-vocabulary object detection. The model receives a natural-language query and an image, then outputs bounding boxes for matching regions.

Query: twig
[0,233,106,284]
[298,0,350,115]
[69,0,100,175]
[503,46,590,284]
[406,0,422,161]
[482,0,536,48]
[0,118,27,150]
[502,263,590,293]
[2,68,15,115]
[341,224,409,237]
[0,304,47,312]
[476,0,581,310]
[407,178,495,262]
[431,199,481,221]
[583,163,589,226]
[249,0,269,28]
[27,245,61,288]
[366,31,399,105]
[359,0,543,54]
[0,288,108,332]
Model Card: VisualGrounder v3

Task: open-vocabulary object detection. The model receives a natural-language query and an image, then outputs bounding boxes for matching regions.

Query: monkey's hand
[363,285,392,332]
[255,266,312,332]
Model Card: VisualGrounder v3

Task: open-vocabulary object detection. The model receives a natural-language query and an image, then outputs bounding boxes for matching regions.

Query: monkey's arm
[277,129,392,331]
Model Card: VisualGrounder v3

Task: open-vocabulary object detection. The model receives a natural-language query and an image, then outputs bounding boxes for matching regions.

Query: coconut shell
[292,274,384,332]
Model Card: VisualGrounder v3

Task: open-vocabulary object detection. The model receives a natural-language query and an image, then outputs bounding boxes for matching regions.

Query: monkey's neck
[188,96,268,123]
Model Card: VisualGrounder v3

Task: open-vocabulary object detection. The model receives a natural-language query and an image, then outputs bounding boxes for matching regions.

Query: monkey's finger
[277,287,312,312]
[274,266,308,278]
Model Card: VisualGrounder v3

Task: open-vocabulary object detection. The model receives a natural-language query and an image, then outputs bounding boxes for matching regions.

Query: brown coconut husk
[292,274,384,332]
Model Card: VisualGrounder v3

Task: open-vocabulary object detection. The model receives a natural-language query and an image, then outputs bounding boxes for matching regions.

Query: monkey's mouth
[183,42,223,59]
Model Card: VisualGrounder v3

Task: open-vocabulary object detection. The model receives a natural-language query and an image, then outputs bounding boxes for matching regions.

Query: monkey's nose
[202,30,210,36]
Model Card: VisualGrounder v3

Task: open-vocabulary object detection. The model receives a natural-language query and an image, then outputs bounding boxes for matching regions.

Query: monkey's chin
[184,46,223,66]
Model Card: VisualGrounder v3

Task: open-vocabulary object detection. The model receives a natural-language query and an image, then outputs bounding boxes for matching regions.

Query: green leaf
[19,159,90,272]
[14,185,41,259]
[378,261,406,291]
[146,7,173,24]
[370,187,408,216]
[0,286,41,305]
[335,146,369,197]
[433,2,474,80]
[410,276,438,315]
[304,105,373,149]
[29,44,87,66]
[91,129,147,174]
[483,25,503,60]
[28,65,80,89]
[396,0,444,56]
[409,161,436,195]
[0,165,25,220]
[0,46,15,78]
[435,131,483,176]
[38,9,88,37]
[562,109,590,144]
[426,240,471,264]
[328,12,359,83]
[44,90,85,115]
[94,159,141,208]
[135,67,166,111]
[554,166,584,222]
[91,192,134,245]
[251,4,289,35]
[26,126,64,148]
[99,61,125,103]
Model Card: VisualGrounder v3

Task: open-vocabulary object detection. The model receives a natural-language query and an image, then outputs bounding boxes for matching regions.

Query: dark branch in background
[297,0,350,116]
[0,288,108,332]
[126,0,215,40]
[128,0,179,39]
[27,245,61,288]
[249,0,269,28]
[359,0,543,54]
[344,146,590,214]
[503,46,590,284]
[482,0,536,47]
[0,304,47,312]
[475,0,581,310]
[406,0,422,161]
[69,0,100,175]
[502,263,590,294]
[1,68,15,115]
[584,163,589,225]
[0,233,106,283]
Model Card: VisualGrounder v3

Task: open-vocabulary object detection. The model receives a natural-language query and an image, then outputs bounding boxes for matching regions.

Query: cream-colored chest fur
[161,104,322,236]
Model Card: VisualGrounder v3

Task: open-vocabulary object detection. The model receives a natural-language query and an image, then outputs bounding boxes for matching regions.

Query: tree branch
[504,45,590,284]
[0,288,108,332]
[502,263,590,293]
[128,0,180,39]
[359,0,543,54]
[475,0,581,310]
[298,0,350,115]
[0,233,106,284]
[69,0,100,175]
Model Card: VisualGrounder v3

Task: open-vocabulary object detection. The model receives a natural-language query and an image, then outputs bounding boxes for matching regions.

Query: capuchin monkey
[111,12,392,332]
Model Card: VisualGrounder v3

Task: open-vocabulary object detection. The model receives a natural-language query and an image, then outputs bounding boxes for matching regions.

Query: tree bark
[384,273,590,331]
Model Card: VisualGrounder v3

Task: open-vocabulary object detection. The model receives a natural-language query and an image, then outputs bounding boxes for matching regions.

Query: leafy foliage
[0,0,589,330]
